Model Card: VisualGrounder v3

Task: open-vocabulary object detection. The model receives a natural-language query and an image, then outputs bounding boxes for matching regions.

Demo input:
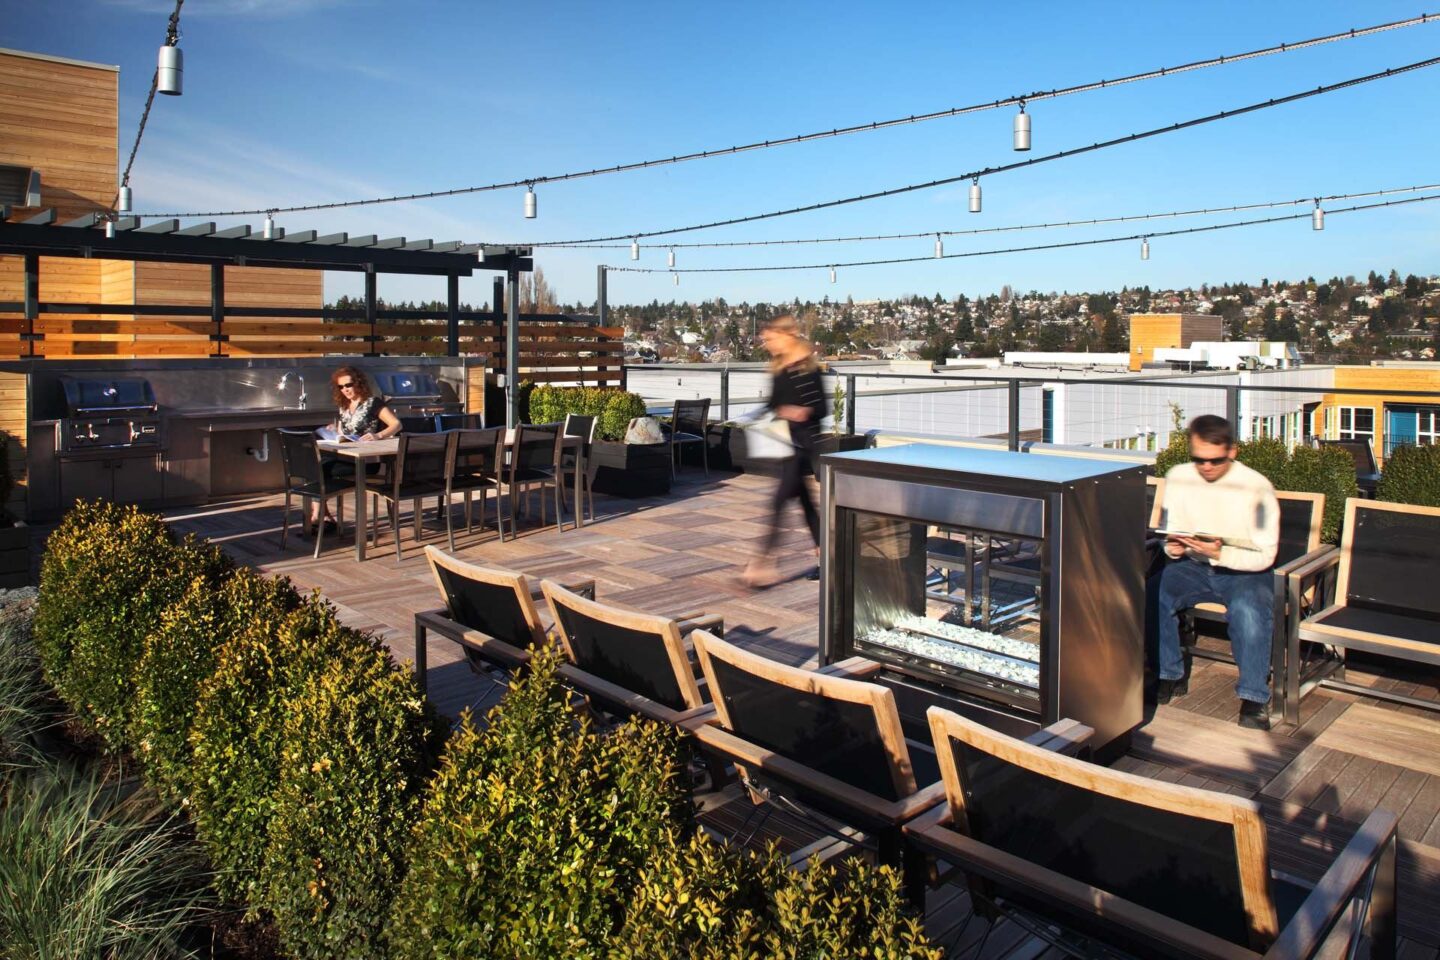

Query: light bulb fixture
[667,248,676,268]
[1013,100,1031,151]
[157,44,183,96]
[1312,199,1325,231]
[263,213,276,239]
[934,234,944,258]
[104,218,116,239]
[630,238,640,260]
[829,266,836,283]
[968,178,982,214]
[118,184,132,214]
[672,272,680,286]
[523,183,537,219]
[1141,237,1150,260]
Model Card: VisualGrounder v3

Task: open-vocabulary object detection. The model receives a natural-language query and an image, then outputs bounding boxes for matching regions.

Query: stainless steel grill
[371,371,459,418]
[58,376,163,453]
[820,444,1147,756]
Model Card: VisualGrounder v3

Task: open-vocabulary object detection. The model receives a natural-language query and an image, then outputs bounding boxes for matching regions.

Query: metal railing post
[1007,379,1021,451]
[845,374,857,436]
[720,368,730,422]
[1225,385,1240,432]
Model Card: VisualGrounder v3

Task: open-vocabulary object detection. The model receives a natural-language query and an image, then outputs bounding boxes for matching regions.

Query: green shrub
[262,639,442,960]
[189,596,367,906]
[33,502,232,749]
[1283,444,1357,543]
[386,646,691,960]
[131,568,303,802]
[610,833,940,960]
[0,592,46,772]
[0,769,214,960]
[1236,437,1288,483]
[600,390,649,441]
[1377,443,1440,507]
[1153,429,1188,477]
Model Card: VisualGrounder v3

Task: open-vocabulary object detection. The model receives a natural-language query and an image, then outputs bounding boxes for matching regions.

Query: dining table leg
[353,455,369,562]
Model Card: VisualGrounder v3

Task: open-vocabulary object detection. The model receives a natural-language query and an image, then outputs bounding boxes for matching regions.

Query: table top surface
[318,431,578,458]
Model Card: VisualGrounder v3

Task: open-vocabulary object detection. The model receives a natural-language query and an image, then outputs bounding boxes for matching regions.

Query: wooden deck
[160,470,1440,958]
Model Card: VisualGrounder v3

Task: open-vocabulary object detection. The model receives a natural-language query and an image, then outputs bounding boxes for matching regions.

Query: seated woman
[309,366,401,533]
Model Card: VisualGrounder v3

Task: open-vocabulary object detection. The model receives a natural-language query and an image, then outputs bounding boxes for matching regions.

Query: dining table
[318,429,584,561]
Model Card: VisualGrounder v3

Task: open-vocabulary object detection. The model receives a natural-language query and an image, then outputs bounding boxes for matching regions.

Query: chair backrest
[436,412,483,432]
[1145,476,1165,529]
[451,427,503,478]
[542,582,704,712]
[672,398,710,436]
[512,423,560,474]
[394,432,453,490]
[693,632,917,801]
[1339,499,1440,620]
[277,428,323,486]
[1275,491,1323,566]
[399,415,437,435]
[563,413,597,441]
[1318,438,1378,476]
[423,547,547,648]
[927,706,1279,950]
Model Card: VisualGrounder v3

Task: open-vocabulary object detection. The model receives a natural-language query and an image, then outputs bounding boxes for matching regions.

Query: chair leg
[312,498,324,560]
[702,439,709,478]
[554,482,563,532]
[445,491,456,553]
[392,500,403,562]
[281,490,291,549]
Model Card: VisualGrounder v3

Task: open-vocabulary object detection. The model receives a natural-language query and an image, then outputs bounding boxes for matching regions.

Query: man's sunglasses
[1190,455,1232,466]
[337,381,357,389]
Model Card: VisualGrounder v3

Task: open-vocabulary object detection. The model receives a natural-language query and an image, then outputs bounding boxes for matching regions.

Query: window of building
[1337,406,1375,441]
[1383,404,1440,457]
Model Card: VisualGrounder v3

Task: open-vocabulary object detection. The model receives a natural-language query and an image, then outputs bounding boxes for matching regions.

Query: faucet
[279,371,307,410]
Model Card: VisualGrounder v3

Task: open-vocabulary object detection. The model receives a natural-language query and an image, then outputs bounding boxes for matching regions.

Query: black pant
[761,444,820,555]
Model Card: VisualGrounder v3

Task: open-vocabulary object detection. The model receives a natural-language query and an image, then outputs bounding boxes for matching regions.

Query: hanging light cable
[1014,100,1031,151]
[113,0,185,213]
[969,178,982,214]
[1312,198,1325,230]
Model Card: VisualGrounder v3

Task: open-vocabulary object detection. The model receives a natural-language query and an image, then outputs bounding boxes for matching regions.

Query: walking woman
[743,315,827,588]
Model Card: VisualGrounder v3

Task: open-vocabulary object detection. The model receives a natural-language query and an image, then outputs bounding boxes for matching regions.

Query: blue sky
[6,0,1439,307]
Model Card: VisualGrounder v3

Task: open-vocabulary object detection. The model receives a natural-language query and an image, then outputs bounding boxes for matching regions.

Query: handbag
[743,414,796,461]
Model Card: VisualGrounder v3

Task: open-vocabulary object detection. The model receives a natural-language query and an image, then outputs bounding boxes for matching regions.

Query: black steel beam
[446,273,460,358]
[23,253,37,358]
[365,268,378,357]
[210,263,225,357]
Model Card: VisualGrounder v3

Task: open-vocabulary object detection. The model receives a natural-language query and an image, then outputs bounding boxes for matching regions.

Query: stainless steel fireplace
[819,444,1147,755]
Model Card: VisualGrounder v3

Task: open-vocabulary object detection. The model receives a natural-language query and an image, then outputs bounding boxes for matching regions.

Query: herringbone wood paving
[158,471,1440,958]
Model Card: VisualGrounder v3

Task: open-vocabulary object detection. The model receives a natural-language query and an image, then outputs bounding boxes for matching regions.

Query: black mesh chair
[667,398,710,478]
[560,414,596,525]
[690,631,946,903]
[398,415,438,435]
[1178,491,1334,724]
[1317,438,1380,497]
[907,706,1397,960]
[445,427,505,548]
[276,428,353,559]
[542,581,722,725]
[414,547,594,696]
[367,432,455,561]
[1292,498,1440,714]
[436,412,483,432]
[505,423,564,538]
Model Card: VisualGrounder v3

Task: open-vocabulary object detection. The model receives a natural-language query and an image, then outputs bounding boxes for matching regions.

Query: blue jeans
[1153,559,1274,704]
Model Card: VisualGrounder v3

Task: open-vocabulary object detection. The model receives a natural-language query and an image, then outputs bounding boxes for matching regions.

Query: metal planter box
[819,444,1147,755]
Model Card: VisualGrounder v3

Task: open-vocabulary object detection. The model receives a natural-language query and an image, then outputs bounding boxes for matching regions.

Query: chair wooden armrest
[1285,548,1341,585]
[1263,809,1398,960]
[532,579,595,601]
[1275,544,1337,578]
[675,613,724,637]
[556,661,714,728]
[417,610,536,671]
[816,656,885,679]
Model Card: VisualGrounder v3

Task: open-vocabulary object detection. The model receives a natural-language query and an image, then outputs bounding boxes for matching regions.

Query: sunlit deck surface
[161,471,1440,958]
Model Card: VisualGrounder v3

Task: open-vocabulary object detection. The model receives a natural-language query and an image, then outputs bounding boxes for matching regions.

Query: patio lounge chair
[666,398,710,478]
[276,427,353,559]
[1291,498,1440,714]
[414,547,593,695]
[1178,491,1335,724]
[906,706,1398,960]
[541,581,722,725]
[688,631,947,903]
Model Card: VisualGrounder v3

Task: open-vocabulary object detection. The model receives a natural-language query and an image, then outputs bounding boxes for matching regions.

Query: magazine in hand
[743,414,796,460]
[1154,529,1260,551]
[316,426,361,443]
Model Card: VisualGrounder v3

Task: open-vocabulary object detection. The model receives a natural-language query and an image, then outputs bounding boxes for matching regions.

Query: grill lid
[61,376,158,414]
[373,371,441,399]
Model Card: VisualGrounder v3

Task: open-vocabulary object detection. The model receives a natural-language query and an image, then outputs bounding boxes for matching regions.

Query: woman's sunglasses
[337,380,357,389]
[1190,455,1231,466]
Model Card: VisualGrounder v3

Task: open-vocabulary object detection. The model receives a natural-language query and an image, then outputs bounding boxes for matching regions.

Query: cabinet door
[59,459,116,510]
[112,456,164,506]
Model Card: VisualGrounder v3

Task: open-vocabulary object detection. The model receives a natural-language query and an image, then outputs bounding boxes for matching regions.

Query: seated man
[1152,415,1279,730]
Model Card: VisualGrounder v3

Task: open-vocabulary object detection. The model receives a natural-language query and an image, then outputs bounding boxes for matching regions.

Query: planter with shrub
[1376,442,1440,506]
[528,385,670,497]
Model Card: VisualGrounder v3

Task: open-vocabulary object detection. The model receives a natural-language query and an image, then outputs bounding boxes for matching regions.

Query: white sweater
[1159,460,1280,572]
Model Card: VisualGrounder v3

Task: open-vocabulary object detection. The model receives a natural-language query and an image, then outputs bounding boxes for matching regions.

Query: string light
[602,192,1440,276]
[829,266,837,283]
[263,212,276,239]
[114,0,185,214]
[118,185,132,214]
[934,234,944,258]
[105,218,116,239]
[1312,199,1325,230]
[667,248,676,268]
[630,238,640,260]
[672,272,679,286]
[524,183,537,219]
[130,13,1440,219]
[525,55,1440,246]
[1014,101,1030,151]
[1141,237,1150,260]
[529,182,1440,249]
